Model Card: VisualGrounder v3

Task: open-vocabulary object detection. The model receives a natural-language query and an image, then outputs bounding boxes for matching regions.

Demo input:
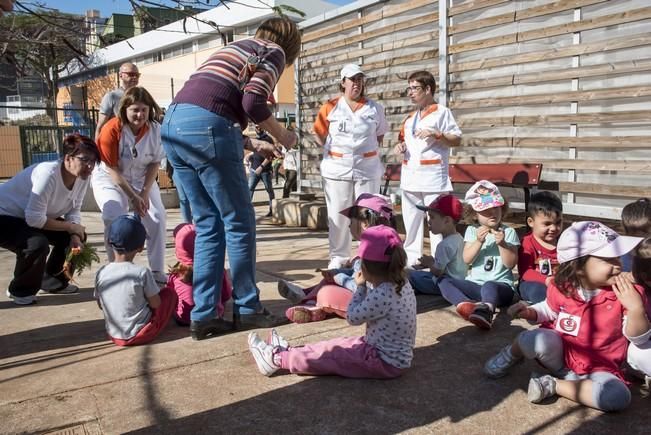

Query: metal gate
[19,125,96,168]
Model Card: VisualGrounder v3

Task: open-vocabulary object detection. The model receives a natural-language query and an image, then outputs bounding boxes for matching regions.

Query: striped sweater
[173,38,286,129]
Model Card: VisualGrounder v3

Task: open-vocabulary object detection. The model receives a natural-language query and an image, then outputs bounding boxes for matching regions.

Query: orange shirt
[97,117,150,167]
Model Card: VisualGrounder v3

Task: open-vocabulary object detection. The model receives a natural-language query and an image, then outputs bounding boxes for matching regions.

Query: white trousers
[628,340,651,376]
[401,190,445,267]
[323,177,380,268]
[92,174,167,273]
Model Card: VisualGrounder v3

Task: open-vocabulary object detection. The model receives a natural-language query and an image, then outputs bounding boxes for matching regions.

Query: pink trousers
[278,336,403,379]
[302,283,353,318]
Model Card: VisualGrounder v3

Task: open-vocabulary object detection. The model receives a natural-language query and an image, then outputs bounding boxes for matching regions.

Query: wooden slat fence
[297,0,651,218]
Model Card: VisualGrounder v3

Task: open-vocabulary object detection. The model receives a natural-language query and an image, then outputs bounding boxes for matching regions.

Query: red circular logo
[560,317,577,332]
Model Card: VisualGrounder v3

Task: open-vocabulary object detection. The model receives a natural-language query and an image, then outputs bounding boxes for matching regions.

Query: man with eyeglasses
[95,62,141,140]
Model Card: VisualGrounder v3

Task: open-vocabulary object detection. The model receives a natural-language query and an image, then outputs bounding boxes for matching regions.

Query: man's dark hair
[527,191,562,218]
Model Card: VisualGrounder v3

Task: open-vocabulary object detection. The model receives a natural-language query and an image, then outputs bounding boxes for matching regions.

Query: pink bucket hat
[340,193,393,221]
[358,225,403,263]
[173,223,196,266]
[465,180,505,212]
[557,221,643,264]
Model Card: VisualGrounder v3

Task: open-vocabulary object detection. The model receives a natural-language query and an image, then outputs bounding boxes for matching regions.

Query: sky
[39,0,354,18]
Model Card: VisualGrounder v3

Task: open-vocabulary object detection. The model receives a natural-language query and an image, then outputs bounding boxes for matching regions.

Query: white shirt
[0,161,89,228]
[399,104,462,192]
[283,146,298,171]
[314,96,388,180]
[93,121,165,191]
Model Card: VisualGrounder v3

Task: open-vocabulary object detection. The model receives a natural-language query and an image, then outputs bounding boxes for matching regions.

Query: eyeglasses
[405,86,424,94]
[74,155,96,168]
[121,71,141,78]
[345,76,365,83]
[131,145,138,159]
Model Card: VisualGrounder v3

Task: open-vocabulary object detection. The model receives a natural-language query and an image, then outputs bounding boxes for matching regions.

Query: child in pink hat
[168,223,232,326]
[437,180,520,329]
[277,192,395,323]
[484,221,647,412]
[248,225,417,378]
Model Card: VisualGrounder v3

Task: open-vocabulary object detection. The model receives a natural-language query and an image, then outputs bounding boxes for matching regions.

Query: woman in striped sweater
[161,17,300,340]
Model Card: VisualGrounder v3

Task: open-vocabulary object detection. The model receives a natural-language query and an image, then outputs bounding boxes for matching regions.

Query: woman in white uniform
[394,71,462,268]
[313,64,388,269]
[93,86,167,282]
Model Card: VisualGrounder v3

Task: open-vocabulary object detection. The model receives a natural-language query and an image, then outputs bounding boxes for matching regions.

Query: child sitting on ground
[95,215,177,346]
[409,194,466,295]
[517,191,563,304]
[168,223,232,326]
[484,221,645,412]
[438,181,520,329]
[249,225,416,378]
[277,192,395,323]
[626,237,651,395]
[621,198,651,272]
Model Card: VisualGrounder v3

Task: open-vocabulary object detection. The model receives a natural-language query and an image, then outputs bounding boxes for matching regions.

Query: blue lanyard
[411,110,421,136]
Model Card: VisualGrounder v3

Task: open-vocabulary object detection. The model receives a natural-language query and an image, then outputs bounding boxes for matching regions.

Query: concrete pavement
[0,207,648,434]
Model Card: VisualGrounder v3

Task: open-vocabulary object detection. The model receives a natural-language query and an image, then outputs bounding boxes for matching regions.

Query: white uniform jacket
[399,104,462,192]
[93,119,165,192]
[314,96,388,181]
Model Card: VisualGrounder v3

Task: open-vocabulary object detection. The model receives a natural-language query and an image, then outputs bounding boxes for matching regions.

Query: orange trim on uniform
[350,97,367,113]
[313,97,339,141]
[403,158,442,165]
[329,150,378,159]
[97,117,122,167]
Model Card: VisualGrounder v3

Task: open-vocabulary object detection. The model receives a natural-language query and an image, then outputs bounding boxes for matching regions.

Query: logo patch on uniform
[555,312,581,336]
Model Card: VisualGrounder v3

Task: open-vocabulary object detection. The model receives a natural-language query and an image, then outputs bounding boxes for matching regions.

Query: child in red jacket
[517,191,563,304]
[484,221,646,412]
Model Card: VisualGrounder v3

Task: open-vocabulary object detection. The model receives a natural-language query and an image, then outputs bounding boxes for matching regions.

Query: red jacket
[546,283,647,380]
[518,233,558,284]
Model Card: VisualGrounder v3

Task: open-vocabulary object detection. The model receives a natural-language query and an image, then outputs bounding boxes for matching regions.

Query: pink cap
[340,193,393,221]
[557,221,643,264]
[174,223,195,266]
[358,225,403,263]
[465,180,505,212]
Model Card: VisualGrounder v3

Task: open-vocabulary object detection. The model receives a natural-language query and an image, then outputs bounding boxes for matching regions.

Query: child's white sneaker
[484,344,523,378]
[267,328,289,350]
[248,332,279,376]
[527,374,557,403]
[277,280,305,304]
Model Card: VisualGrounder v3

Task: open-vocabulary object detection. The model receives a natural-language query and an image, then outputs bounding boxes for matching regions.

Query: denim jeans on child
[161,103,263,320]
[408,270,443,295]
[518,280,547,304]
[437,276,514,307]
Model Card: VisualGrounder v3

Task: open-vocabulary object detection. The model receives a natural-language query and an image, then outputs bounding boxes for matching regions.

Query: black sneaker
[234,308,289,330]
[468,303,493,330]
[190,317,234,341]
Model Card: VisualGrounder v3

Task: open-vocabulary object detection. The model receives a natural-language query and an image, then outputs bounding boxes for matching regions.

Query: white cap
[340,63,365,79]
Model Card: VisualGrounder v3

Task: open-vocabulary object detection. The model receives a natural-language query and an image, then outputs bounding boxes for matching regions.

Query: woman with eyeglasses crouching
[92,86,167,285]
[0,134,100,305]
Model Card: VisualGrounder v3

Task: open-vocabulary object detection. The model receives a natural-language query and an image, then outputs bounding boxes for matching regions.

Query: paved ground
[0,205,648,434]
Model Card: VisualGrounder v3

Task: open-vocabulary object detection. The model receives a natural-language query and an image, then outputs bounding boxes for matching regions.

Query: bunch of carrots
[62,243,100,281]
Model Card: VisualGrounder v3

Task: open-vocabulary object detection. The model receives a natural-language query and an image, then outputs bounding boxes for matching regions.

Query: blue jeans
[172,169,193,223]
[408,270,442,295]
[437,277,514,308]
[518,280,547,304]
[161,103,262,320]
[248,169,275,214]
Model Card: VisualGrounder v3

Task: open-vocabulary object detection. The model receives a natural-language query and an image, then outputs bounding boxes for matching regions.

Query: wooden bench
[382,162,543,211]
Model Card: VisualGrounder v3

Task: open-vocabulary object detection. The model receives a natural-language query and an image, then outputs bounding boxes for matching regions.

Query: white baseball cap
[340,63,365,79]
[557,221,643,264]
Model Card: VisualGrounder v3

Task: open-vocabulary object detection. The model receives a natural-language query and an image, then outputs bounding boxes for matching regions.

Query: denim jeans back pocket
[174,126,216,168]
